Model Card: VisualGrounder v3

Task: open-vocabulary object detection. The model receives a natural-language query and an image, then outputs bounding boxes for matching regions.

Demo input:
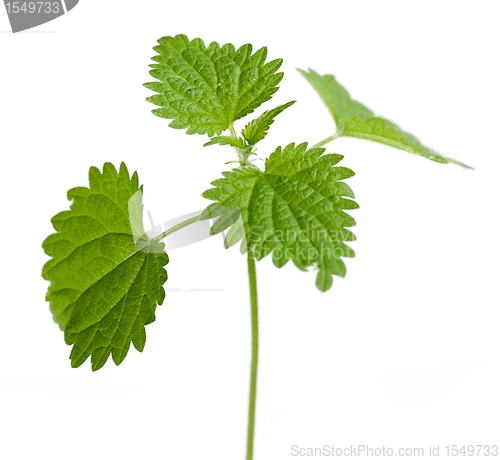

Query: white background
[1,1,499,459]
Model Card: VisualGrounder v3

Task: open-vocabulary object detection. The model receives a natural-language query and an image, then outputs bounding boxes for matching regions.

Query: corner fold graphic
[64,0,79,12]
[3,0,79,33]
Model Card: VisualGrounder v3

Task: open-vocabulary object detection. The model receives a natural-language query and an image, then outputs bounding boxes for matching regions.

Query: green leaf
[299,68,472,168]
[204,136,244,149]
[42,163,169,371]
[202,142,358,292]
[145,34,284,136]
[341,116,472,168]
[241,101,296,145]
[297,70,373,128]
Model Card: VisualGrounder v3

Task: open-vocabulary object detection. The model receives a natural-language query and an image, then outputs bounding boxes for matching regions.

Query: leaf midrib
[226,168,352,264]
[65,250,147,333]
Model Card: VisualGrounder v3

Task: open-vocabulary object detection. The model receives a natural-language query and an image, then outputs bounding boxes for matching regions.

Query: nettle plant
[42,34,470,459]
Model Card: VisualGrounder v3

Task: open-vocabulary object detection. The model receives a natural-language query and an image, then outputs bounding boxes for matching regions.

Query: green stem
[228,122,255,166]
[153,215,201,242]
[246,251,259,460]
[313,131,342,148]
[229,122,237,138]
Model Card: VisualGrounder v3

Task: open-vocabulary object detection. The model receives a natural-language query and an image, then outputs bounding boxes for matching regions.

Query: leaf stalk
[313,131,342,148]
[152,215,201,242]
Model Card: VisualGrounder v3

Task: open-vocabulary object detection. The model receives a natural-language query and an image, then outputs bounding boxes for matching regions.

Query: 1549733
[445,445,499,457]
[5,2,60,13]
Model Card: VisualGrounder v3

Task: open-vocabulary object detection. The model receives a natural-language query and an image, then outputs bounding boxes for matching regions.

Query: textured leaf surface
[202,143,358,291]
[241,101,296,145]
[299,69,472,168]
[145,34,284,136]
[42,163,168,371]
